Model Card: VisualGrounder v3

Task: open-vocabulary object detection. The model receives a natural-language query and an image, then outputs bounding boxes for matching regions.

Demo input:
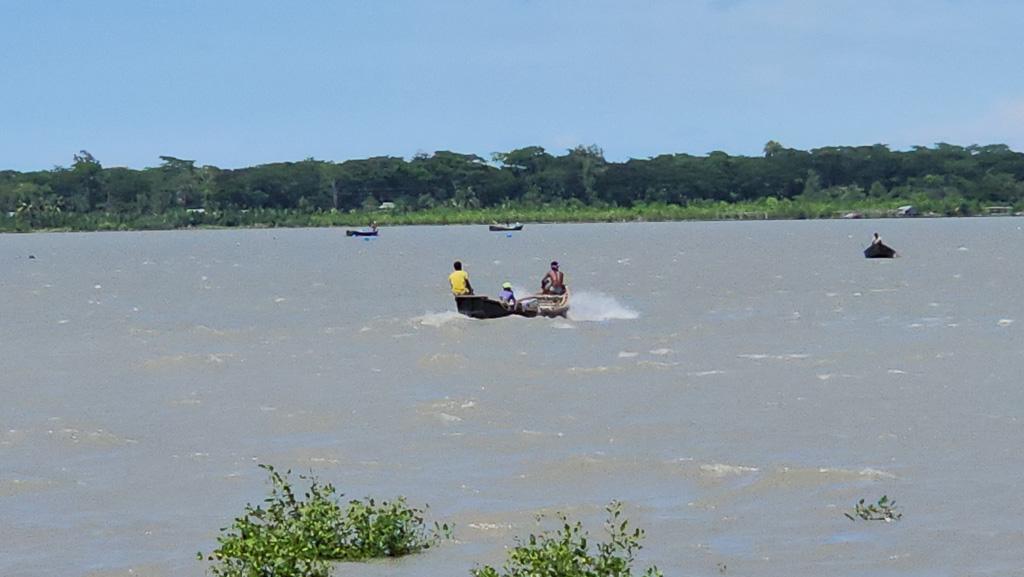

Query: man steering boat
[540,261,566,295]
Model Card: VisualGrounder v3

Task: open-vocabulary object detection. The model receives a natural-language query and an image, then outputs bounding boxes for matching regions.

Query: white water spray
[567,291,639,322]
[414,311,466,327]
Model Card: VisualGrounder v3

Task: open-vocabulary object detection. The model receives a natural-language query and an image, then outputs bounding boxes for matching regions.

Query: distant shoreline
[5,144,1023,233]
[3,199,1020,233]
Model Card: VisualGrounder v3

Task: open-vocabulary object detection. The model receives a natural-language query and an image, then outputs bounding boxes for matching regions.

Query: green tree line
[3,142,1024,229]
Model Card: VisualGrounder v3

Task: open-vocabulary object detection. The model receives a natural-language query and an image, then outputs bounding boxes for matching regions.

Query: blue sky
[1,0,1022,170]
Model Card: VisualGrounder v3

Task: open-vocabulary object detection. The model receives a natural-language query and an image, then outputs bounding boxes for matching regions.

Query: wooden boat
[864,242,896,258]
[454,295,517,319]
[346,229,378,237]
[455,289,569,319]
[489,224,524,232]
[521,289,570,318]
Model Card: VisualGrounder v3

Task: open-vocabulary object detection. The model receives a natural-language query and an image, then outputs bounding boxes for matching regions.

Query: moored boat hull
[864,243,896,258]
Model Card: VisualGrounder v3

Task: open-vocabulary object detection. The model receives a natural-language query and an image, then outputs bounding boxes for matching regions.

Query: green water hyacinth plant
[200,464,451,577]
[471,501,662,577]
[844,495,902,522]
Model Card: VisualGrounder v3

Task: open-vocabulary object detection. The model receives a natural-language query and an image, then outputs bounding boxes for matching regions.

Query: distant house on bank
[378,201,396,210]
[984,206,1013,215]
[895,205,918,217]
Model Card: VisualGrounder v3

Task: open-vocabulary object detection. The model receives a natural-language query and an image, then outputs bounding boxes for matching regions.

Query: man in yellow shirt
[449,261,473,295]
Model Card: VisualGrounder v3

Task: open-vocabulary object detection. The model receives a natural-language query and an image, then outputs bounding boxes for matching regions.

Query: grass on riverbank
[1,195,1014,233]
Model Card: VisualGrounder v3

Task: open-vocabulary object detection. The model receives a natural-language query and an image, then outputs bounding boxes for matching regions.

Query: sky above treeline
[2,0,1023,171]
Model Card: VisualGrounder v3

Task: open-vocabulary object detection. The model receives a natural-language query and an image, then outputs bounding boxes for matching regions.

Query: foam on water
[418,352,468,369]
[700,463,760,477]
[636,360,680,369]
[567,365,620,374]
[414,310,466,327]
[755,466,897,487]
[567,291,639,321]
[689,369,725,376]
[737,353,810,361]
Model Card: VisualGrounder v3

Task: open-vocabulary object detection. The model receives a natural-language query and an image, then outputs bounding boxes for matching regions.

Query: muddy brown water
[2,219,1023,576]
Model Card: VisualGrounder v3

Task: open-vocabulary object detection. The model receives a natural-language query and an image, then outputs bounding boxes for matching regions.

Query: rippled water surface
[2,219,1024,576]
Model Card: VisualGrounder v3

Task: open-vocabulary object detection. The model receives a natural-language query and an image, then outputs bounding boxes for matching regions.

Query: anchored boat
[864,242,896,258]
[488,223,524,232]
[346,229,378,237]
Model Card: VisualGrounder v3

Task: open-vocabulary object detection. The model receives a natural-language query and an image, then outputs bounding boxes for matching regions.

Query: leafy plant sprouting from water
[844,495,902,522]
[200,464,452,577]
[471,501,662,577]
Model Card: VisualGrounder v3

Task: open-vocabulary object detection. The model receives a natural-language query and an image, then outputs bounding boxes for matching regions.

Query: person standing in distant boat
[449,261,473,296]
[871,232,883,245]
[541,261,565,295]
[370,221,378,233]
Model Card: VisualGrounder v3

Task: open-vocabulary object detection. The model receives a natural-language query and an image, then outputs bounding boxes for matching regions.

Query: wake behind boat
[455,289,569,319]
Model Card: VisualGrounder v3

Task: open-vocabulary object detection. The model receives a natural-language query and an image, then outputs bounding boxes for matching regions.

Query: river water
[2,219,1023,577]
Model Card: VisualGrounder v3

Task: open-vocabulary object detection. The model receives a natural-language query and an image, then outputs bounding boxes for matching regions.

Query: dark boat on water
[864,242,896,258]
[346,229,378,237]
[455,290,569,319]
[455,295,516,319]
[489,224,524,232]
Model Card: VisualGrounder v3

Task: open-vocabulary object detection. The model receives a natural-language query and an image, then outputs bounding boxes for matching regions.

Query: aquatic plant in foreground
[844,495,902,522]
[471,501,662,577]
[200,464,451,577]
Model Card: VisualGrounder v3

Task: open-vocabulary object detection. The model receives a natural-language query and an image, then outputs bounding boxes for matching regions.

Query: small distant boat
[864,242,896,258]
[489,223,523,232]
[455,289,569,319]
[346,229,378,237]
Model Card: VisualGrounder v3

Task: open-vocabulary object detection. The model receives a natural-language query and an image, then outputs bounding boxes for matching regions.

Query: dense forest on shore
[2,142,1024,231]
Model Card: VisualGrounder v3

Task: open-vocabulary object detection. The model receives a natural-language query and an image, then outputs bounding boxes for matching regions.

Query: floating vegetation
[471,501,661,577]
[200,464,451,577]
[844,495,902,522]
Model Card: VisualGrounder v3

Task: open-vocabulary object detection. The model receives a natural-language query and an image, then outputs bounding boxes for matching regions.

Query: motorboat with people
[450,259,568,319]
[488,223,523,232]
[455,289,570,320]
